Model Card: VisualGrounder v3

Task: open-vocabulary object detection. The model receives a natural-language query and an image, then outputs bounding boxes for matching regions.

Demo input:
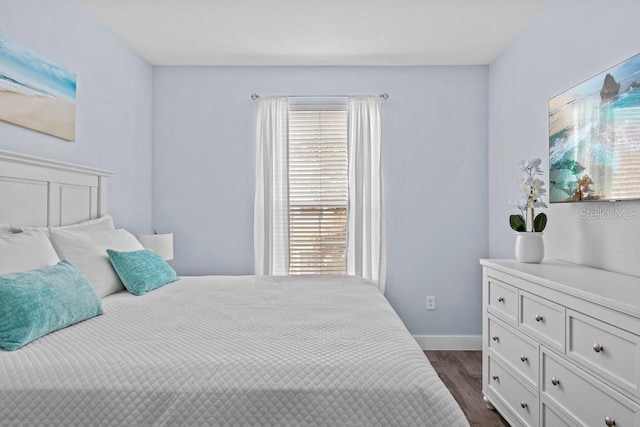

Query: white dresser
[481,259,640,427]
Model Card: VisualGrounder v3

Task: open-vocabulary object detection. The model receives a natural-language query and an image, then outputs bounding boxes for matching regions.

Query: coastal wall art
[0,32,76,141]
[549,52,640,203]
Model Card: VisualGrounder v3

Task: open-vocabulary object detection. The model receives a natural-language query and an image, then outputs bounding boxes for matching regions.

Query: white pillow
[0,230,60,275]
[19,215,115,237]
[49,228,143,298]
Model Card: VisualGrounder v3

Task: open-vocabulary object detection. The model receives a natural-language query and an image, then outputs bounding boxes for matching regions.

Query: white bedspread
[0,275,468,426]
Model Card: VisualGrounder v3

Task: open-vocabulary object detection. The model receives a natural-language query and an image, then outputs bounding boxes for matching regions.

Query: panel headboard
[0,150,112,227]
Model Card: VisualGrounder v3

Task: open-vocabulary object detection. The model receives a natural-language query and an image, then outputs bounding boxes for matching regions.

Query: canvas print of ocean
[549,52,640,203]
[0,32,76,141]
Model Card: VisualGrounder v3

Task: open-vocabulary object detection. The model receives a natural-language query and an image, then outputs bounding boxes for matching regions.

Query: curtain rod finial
[380,93,389,100]
[251,93,259,100]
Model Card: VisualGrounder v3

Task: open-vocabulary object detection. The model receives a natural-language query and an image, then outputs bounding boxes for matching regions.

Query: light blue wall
[488,0,640,276]
[0,0,153,234]
[153,66,489,335]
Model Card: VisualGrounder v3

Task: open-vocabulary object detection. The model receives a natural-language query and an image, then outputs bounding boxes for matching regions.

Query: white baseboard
[413,335,482,351]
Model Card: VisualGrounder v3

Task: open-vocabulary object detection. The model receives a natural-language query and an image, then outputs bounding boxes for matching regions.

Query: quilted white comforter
[0,275,468,426]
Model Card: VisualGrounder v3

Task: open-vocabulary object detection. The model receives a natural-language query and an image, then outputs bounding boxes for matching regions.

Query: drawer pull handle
[520,401,528,409]
[593,343,604,353]
[520,355,528,362]
[497,297,505,303]
[492,375,499,381]
[605,416,616,426]
[492,335,500,342]
[535,314,544,322]
[551,377,560,386]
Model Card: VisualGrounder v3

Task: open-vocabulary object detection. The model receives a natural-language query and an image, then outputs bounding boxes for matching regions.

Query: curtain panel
[347,96,386,292]
[254,96,290,275]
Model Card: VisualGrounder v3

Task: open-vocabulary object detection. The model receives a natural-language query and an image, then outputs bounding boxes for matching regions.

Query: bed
[0,150,468,426]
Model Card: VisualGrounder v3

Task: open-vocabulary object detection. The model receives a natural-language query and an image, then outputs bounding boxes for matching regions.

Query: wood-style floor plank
[425,350,510,427]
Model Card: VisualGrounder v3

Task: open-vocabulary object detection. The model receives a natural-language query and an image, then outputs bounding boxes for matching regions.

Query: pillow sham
[49,228,144,298]
[107,249,178,296]
[0,259,102,351]
[0,230,60,275]
[19,214,115,237]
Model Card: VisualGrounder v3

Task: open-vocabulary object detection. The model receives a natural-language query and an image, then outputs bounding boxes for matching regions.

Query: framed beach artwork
[549,52,640,203]
[0,32,76,141]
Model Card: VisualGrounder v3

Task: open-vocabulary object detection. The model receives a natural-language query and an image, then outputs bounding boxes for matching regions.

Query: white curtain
[347,96,386,292]
[254,96,289,275]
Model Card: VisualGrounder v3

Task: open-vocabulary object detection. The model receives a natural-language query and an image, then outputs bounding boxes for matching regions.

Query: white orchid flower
[510,158,547,232]
[509,198,528,211]
[518,160,530,172]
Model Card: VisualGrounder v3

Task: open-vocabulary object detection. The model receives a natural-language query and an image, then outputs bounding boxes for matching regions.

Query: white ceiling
[76,0,552,66]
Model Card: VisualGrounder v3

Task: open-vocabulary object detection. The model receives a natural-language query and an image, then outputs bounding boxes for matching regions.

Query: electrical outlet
[426,296,436,310]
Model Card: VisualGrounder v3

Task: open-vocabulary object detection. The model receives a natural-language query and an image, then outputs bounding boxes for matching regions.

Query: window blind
[288,110,348,275]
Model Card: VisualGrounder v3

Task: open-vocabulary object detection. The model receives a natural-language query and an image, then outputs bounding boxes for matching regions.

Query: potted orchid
[509,158,547,263]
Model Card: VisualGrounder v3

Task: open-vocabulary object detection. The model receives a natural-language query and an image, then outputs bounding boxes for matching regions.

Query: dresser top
[480,259,640,318]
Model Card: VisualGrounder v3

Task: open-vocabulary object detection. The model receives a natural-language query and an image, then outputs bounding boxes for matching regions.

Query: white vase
[515,232,544,263]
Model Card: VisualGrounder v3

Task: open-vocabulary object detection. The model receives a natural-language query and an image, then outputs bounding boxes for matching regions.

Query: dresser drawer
[488,316,539,388]
[542,349,640,427]
[520,291,565,353]
[541,400,575,427]
[567,310,640,398]
[488,278,518,326]
[488,356,539,427]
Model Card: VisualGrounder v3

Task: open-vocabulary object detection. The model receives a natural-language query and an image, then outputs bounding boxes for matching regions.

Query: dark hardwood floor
[425,351,509,427]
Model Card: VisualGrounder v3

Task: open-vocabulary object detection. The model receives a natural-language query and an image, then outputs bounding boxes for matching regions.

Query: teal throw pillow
[107,249,178,296]
[0,259,103,351]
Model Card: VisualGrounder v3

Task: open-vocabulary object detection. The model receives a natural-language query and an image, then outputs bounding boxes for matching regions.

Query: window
[255,95,384,289]
[288,108,348,275]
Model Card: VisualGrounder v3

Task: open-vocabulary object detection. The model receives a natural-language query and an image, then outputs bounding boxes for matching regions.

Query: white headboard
[0,150,112,227]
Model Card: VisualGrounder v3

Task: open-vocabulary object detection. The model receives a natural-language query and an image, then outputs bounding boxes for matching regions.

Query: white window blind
[288,109,348,275]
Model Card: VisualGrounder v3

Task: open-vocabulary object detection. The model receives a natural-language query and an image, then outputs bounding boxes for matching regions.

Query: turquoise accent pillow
[107,249,178,296]
[0,260,102,351]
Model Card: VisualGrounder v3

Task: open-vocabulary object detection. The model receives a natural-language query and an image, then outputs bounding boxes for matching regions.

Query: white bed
[0,150,468,426]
